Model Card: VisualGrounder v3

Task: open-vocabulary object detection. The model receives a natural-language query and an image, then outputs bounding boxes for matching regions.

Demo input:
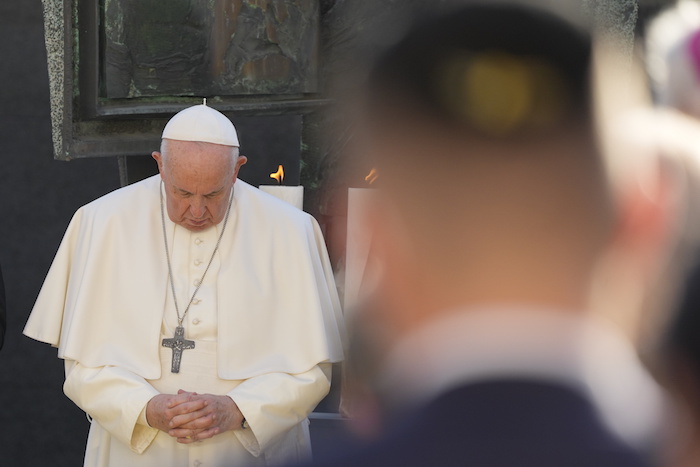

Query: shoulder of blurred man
[298,379,653,467]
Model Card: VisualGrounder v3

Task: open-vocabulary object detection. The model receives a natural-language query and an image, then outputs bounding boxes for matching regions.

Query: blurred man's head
[359,3,671,338]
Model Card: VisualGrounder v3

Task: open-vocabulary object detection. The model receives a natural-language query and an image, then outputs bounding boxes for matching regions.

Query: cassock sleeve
[64,359,161,454]
[230,363,332,457]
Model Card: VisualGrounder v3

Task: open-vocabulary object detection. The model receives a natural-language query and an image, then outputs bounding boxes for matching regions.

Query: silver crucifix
[162,325,195,373]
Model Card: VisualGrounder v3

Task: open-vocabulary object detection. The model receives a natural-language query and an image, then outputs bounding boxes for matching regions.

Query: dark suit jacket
[303,380,652,467]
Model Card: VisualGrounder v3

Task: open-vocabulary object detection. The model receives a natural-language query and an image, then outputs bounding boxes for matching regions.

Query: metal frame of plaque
[42,0,327,162]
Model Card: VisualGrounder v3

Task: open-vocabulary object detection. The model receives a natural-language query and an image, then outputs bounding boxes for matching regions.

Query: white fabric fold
[24,175,345,380]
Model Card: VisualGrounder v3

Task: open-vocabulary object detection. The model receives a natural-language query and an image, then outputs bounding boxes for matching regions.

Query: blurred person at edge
[291,3,682,467]
[644,2,700,466]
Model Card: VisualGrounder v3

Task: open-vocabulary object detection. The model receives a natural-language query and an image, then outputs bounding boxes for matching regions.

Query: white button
[194,238,203,245]
[193,279,201,286]
[192,318,201,325]
[192,298,201,305]
[194,259,203,266]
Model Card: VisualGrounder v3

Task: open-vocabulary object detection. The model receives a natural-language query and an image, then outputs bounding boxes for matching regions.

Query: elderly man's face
[152,140,247,232]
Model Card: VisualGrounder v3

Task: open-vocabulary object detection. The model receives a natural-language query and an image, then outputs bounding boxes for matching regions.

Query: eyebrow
[174,186,224,196]
[205,188,225,196]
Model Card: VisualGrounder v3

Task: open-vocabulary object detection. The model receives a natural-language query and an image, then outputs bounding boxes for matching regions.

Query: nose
[189,198,206,218]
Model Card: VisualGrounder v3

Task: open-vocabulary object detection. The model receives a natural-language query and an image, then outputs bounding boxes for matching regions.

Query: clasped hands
[146,389,244,444]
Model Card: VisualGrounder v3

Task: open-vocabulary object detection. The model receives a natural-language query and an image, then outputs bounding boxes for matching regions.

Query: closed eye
[205,190,224,199]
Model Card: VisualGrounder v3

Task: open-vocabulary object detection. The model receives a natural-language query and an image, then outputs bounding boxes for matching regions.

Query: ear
[152,151,164,177]
[614,162,676,276]
[366,199,429,335]
[232,155,248,182]
[588,161,678,342]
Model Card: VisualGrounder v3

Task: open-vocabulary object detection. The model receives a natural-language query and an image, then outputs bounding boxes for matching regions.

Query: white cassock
[24,175,346,467]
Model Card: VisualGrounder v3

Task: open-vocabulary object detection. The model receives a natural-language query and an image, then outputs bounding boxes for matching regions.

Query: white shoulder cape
[24,175,346,380]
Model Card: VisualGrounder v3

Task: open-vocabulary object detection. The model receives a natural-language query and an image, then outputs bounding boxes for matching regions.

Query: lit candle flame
[270,165,285,184]
[365,168,379,185]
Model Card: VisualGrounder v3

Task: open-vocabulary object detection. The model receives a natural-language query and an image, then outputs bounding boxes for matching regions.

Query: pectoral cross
[162,326,195,373]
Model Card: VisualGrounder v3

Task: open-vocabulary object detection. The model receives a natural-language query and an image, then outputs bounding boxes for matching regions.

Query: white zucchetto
[162,104,240,147]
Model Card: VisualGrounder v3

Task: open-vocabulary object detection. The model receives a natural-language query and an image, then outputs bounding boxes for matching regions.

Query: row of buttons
[192,236,207,331]
[194,237,205,286]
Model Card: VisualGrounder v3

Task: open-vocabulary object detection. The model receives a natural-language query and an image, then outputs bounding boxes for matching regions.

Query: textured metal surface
[43,0,326,161]
[103,0,320,98]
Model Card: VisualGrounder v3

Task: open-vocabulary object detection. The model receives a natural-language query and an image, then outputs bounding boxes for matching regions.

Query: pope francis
[24,104,346,467]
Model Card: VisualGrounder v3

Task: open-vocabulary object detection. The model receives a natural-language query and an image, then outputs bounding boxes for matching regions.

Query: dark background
[0,1,119,465]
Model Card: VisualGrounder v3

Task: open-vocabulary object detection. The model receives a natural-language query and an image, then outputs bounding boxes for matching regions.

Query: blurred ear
[614,160,677,277]
[365,197,429,335]
[590,158,679,341]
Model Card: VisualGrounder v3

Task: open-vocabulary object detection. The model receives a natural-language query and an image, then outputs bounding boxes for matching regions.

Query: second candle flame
[365,168,379,185]
[270,165,285,184]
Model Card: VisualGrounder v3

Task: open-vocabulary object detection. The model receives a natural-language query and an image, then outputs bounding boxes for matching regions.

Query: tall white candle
[259,185,305,210]
[344,188,375,313]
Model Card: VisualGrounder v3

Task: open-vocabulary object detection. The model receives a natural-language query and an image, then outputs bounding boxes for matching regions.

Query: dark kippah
[366,3,593,137]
